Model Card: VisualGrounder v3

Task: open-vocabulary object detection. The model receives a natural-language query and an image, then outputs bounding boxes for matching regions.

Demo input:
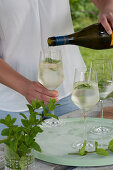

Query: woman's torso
[0,0,85,111]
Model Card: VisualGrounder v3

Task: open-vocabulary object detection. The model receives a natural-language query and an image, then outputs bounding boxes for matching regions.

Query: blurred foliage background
[69,0,113,70]
[70,0,98,31]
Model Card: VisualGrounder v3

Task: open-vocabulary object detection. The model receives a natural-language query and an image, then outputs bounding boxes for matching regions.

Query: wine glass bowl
[38,50,64,90]
[72,81,99,112]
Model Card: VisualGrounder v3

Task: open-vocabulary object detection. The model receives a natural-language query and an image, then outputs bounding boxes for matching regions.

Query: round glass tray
[34,117,113,167]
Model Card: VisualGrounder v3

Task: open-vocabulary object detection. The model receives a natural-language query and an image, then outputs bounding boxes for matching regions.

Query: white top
[0,0,85,112]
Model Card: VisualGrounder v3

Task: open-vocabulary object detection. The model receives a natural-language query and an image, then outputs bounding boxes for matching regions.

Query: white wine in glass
[71,68,99,151]
[38,50,64,127]
[90,59,113,134]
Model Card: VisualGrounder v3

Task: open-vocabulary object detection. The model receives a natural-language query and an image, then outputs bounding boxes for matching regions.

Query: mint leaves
[108,139,113,152]
[96,148,108,156]
[44,58,61,71]
[79,140,87,156]
[0,99,58,158]
[69,140,112,156]
[45,58,60,64]
[74,83,92,90]
[98,79,111,92]
[95,141,108,156]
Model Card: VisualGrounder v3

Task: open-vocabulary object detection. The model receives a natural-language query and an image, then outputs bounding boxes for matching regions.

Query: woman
[0,0,86,137]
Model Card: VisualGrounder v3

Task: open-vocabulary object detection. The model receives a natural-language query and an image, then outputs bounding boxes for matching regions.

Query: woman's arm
[0,59,58,105]
[92,0,113,35]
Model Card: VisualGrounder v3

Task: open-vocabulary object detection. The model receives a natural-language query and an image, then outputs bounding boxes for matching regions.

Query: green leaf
[45,113,58,120]
[5,145,20,160]
[5,114,11,122]
[31,126,43,138]
[0,115,17,127]
[51,99,56,104]
[33,112,42,116]
[79,140,87,156]
[25,135,34,145]
[11,118,17,125]
[32,100,36,109]
[40,101,47,113]
[27,104,34,114]
[36,99,41,109]
[21,119,29,127]
[108,139,113,152]
[3,139,10,146]
[0,115,12,126]
[39,101,45,106]
[0,119,6,125]
[31,141,41,152]
[18,143,29,156]
[1,128,10,136]
[10,139,18,153]
[47,99,56,111]
[95,141,98,151]
[20,113,27,120]
[96,148,108,156]
[55,104,60,106]
[29,114,36,125]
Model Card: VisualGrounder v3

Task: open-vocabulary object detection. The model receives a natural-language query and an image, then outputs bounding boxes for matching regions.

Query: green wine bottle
[48,23,113,50]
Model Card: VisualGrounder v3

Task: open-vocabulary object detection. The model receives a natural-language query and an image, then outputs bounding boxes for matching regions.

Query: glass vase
[5,146,35,170]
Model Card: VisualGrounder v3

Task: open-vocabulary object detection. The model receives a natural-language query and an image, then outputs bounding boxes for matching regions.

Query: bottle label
[110,32,113,46]
[56,36,69,45]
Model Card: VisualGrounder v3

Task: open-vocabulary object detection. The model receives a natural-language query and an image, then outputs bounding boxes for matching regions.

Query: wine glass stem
[83,111,87,141]
[100,100,104,127]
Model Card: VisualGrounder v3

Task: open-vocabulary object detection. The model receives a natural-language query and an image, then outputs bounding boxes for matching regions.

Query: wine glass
[90,59,113,134]
[38,49,64,127]
[71,68,99,151]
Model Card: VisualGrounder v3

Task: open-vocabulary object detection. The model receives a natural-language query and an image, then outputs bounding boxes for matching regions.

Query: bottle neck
[55,35,69,45]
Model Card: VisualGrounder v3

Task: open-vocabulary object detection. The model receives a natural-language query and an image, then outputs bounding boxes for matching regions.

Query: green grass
[79,45,113,71]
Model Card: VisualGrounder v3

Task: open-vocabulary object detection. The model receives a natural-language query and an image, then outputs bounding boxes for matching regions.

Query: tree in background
[70,0,99,31]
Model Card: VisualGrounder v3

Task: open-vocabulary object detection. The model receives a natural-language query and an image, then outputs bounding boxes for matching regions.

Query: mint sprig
[68,140,112,156]
[108,139,113,152]
[45,58,60,64]
[98,79,111,92]
[96,148,108,156]
[95,141,108,156]
[0,99,58,158]
[74,83,92,90]
[79,140,87,156]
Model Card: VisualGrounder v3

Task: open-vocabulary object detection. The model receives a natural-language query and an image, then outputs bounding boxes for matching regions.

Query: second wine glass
[38,49,64,127]
[90,59,113,134]
[71,68,99,151]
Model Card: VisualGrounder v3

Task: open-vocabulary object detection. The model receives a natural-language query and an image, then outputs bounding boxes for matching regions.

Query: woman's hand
[0,59,58,105]
[24,81,59,105]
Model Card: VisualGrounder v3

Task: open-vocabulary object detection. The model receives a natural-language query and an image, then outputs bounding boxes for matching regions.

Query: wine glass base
[42,119,64,127]
[72,141,95,152]
[90,126,112,135]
